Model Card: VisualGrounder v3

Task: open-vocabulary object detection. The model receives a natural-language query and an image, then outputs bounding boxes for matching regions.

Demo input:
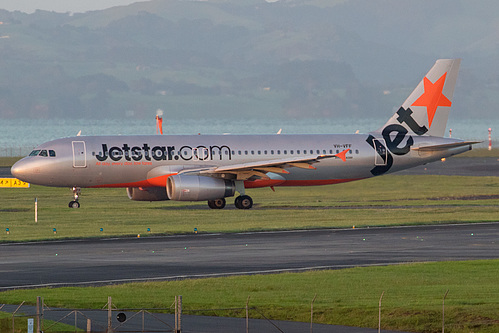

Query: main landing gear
[207,195,253,210]
[68,186,81,208]
[208,198,226,209]
[207,181,253,210]
[234,195,253,209]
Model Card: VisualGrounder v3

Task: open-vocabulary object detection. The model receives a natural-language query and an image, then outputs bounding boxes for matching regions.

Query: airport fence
[0,147,33,158]
[3,296,287,333]
[0,291,478,333]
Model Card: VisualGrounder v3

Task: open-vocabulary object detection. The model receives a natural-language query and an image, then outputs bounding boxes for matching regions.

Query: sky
[2,0,149,14]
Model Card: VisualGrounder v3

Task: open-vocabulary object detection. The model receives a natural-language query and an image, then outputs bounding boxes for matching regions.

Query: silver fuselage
[11,133,469,189]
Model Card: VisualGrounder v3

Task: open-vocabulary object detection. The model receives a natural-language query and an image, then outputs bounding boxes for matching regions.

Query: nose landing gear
[68,187,81,208]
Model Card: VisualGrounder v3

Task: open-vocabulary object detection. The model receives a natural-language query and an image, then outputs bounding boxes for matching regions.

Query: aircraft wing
[411,141,480,151]
[179,149,350,181]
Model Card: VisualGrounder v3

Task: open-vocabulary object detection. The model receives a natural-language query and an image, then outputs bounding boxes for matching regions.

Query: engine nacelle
[167,175,235,201]
[126,187,169,201]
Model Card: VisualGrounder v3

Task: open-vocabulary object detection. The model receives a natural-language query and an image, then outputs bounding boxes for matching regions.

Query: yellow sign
[0,178,30,188]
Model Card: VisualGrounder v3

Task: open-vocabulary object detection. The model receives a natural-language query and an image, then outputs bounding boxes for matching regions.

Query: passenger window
[310,150,313,154]
[277,150,281,154]
[284,150,287,155]
[238,151,241,155]
[39,150,48,157]
[271,150,274,155]
[258,151,261,155]
[355,149,359,154]
[316,150,320,154]
[49,150,56,157]
[245,151,248,155]
[29,150,40,156]
[297,150,300,154]
[349,150,353,154]
[336,150,340,154]
[290,150,294,154]
[251,150,254,155]
[264,150,268,155]
[329,149,333,154]
[322,150,326,154]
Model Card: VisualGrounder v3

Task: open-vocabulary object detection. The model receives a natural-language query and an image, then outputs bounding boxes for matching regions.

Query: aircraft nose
[11,159,33,181]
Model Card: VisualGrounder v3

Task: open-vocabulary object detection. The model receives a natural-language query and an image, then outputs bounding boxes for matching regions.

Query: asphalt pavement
[1,223,498,290]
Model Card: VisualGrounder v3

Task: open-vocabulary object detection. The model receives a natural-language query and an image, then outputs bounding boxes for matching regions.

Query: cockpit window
[28,149,56,157]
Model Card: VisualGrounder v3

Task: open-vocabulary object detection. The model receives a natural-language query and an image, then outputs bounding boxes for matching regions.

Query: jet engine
[167,175,235,201]
[126,187,169,201]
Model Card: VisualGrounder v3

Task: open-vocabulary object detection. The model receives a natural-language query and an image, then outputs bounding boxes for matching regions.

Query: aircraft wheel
[208,198,226,209]
[235,195,253,209]
[69,200,80,208]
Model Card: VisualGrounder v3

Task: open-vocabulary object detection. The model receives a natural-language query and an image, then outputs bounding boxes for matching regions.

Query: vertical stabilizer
[379,59,461,137]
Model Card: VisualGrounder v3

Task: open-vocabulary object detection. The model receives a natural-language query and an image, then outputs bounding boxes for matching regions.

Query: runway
[1,223,498,290]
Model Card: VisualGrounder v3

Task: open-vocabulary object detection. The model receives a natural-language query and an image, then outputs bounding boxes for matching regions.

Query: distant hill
[0,0,497,120]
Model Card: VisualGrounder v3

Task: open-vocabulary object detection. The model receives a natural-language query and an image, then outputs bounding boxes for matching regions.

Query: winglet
[335,149,350,162]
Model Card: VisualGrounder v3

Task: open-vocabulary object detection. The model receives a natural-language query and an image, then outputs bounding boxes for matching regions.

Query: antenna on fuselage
[277,128,282,134]
[77,130,82,136]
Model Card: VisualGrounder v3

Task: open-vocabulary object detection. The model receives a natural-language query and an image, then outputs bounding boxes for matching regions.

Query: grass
[0,311,82,332]
[0,157,22,167]
[458,148,499,158]
[1,260,499,332]
[1,174,499,242]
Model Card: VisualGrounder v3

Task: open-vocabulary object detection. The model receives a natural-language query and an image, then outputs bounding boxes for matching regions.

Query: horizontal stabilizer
[411,141,480,151]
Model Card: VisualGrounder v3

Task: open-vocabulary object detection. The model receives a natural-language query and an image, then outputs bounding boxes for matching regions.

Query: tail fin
[379,59,461,137]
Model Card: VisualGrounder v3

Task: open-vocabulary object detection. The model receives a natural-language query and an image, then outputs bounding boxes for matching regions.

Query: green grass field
[1,261,499,332]
[1,160,499,332]
[1,174,499,242]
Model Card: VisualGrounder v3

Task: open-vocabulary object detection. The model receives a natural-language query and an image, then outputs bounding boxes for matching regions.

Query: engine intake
[167,175,235,201]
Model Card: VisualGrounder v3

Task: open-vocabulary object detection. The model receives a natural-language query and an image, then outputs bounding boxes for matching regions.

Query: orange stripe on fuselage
[245,178,365,188]
[243,179,286,188]
[89,174,176,188]
[90,175,365,189]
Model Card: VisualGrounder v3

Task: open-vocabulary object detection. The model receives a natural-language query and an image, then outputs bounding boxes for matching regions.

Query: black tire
[208,198,226,209]
[235,195,253,209]
[69,200,80,208]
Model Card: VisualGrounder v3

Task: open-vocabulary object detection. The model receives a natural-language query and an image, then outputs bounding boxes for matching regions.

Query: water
[0,117,496,156]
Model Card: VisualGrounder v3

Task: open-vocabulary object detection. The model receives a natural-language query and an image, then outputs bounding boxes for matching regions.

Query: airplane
[11,59,478,209]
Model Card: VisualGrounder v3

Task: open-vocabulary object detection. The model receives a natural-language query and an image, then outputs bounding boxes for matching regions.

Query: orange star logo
[411,72,451,128]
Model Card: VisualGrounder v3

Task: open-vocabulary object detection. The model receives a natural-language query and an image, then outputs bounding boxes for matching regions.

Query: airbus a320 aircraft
[12,59,477,209]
